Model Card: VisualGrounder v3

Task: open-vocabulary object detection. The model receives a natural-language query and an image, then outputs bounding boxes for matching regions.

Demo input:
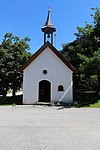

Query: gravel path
[0,105,100,150]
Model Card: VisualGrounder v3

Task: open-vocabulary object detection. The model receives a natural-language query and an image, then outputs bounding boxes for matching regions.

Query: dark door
[39,80,51,102]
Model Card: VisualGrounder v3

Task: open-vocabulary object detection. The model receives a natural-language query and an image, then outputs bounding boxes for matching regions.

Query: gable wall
[23,47,73,104]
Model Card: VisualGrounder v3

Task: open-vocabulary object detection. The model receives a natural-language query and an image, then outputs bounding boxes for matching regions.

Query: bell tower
[41,8,56,45]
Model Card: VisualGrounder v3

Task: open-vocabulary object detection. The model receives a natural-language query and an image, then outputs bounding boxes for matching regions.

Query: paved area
[0,106,100,150]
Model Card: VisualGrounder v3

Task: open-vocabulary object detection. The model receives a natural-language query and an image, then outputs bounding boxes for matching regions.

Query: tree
[61,8,100,92]
[0,33,31,96]
[0,45,9,96]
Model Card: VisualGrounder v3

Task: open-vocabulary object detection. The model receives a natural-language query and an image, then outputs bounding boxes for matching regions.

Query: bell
[47,34,50,38]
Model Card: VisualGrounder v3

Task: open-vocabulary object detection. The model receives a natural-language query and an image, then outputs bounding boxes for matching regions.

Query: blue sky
[0,0,100,53]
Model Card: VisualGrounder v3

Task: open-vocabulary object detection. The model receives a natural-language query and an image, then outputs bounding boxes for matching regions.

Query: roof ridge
[19,42,77,73]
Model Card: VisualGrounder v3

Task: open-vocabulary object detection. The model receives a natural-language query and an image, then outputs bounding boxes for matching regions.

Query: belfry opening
[41,8,56,45]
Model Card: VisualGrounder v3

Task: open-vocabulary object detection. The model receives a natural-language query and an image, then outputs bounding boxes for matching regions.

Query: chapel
[20,9,77,104]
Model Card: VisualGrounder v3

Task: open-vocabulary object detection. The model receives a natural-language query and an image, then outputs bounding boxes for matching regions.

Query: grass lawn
[89,100,100,108]
[74,91,100,108]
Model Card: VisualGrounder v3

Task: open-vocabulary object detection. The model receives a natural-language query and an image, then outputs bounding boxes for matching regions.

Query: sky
[0,0,100,53]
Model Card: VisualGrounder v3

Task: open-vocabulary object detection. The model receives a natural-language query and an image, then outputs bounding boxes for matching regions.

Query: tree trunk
[75,73,80,92]
[97,69,100,93]
[12,82,16,97]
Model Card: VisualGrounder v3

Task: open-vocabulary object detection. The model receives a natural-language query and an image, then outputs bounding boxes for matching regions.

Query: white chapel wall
[23,47,73,104]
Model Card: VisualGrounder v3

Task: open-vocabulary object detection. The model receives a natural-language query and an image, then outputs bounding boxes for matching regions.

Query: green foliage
[89,100,100,108]
[0,33,32,96]
[73,92,100,107]
[0,95,22,105]
[62,8,100,93]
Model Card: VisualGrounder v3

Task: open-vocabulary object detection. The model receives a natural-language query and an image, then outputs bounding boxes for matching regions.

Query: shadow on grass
[73,92,100,107]
[55,92,100,109]
[0,92,100,108]
[0,95,23,105]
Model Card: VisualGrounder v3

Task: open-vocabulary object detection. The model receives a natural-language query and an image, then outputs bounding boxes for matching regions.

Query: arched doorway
[39,80,51,102]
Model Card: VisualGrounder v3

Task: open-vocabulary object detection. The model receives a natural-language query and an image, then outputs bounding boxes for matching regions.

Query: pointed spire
[41,8,56,45]
[44,8,53,27]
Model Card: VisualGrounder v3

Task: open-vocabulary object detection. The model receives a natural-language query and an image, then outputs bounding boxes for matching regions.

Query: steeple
[41,8,56,45]
[45,9,53,27]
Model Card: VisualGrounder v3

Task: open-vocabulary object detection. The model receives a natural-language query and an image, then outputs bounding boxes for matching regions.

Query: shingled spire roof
[41,8,56,32]
[44,9,53,27]
[41,8,56,45]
